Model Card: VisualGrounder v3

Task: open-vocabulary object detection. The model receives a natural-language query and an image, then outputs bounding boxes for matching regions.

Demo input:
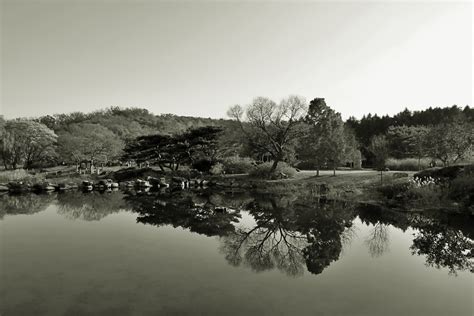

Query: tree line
[0,100,472,172]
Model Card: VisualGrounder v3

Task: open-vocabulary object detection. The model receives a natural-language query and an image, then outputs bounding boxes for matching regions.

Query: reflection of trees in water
[357,203,473,274]
[220,196,356,276]
[365,222,390,258]
[410,219,473,275]
[126,190,243,237]
[56,191,129,221]
[340,224,358,252]
[126,190,356,276]
[0,193,56,219]
[300,202,354,275]
[221,207,307,276]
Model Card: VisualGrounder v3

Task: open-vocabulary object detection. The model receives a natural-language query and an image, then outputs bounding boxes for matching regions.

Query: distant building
[77,160,103,174]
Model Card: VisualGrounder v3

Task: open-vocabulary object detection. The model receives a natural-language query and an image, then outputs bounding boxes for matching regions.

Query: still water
[1,189,473,315]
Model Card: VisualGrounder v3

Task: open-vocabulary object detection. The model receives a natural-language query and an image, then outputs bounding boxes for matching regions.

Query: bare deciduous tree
[227,95,308,172]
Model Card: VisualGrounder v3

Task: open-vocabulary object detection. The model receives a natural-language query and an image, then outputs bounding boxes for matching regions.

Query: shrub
[376,182,412,199]
[248,162,296,180]
[407,185,444,207]
[191,159,215,173]
[210,162,224,175]
[392,172,409,179]
[385,158,432,171]
[449,175,474,212]
[0,169,45,183]
[111,167,163,182]
[295,160,319,170]
[414,165,465,183]
[221,156,256,174]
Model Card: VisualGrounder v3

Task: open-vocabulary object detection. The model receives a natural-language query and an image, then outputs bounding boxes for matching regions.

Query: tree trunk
[380,170,383,184]
[316,166,320,177]
[270,158,279,173]
[333,163,336,176]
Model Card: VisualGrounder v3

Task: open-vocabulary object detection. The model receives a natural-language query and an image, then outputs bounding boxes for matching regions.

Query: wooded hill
[0,102,472,170]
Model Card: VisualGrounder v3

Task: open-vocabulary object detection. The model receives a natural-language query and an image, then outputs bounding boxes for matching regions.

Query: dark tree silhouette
[123,126,222,171]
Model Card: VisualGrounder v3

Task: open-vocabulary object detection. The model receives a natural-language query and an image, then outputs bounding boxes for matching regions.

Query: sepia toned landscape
[1,1,473,315]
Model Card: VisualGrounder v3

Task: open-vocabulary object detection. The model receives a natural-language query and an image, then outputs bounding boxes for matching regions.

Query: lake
[1,189,473,315]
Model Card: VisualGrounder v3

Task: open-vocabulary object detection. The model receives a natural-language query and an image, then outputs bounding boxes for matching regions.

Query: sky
[1,0,472,120]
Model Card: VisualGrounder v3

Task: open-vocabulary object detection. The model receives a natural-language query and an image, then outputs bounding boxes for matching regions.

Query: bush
[248,162,296,180]
[385,158,432,171]
[210,162,224,175]
[0,169,45,183]
[111,167,163,182]
[414,165,465,183]
[377,182,412,199]
[191,159,215,173]
[221,156,256,174]
[407,185,444,207]
[295,160,319,170]
[449,175,474,211]
[377,180,444,208]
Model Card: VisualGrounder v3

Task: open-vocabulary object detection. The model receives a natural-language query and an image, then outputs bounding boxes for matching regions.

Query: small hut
[77,160,102,174]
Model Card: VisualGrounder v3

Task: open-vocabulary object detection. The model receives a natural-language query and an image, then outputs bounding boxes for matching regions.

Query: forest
[0,97,473,176]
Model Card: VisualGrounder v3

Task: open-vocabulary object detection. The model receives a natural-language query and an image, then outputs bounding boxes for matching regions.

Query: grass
[242,169,409,201]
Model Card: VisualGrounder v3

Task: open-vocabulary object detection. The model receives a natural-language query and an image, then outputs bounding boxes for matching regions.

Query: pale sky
[1,0,472,120]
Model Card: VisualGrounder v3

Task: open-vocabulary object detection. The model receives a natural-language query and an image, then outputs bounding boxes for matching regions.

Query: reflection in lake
[357,203,474,275]
[1,189,472,276]
[1,189,473,315]
[365,222,390,258]
[410,218,473,275]
[220,197,355,276]
[126,190,243,237]
[56,191,130,221]
[0,193,56,219]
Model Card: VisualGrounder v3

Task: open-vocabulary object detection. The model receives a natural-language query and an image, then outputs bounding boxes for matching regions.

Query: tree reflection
[365,222,390,258]
[299,200,354,275]
[126,190,242,237]
[410,219,473,275]
[56,191,129,221]
[357,203,473,274]
[0,193,55,219]
[221,205,307,276]
[220,196,355,276]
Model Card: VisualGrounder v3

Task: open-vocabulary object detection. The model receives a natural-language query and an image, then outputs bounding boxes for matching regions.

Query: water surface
[1,190,472,315]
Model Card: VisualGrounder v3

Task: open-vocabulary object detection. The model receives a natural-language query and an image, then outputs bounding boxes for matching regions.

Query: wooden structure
[77,160,102,175]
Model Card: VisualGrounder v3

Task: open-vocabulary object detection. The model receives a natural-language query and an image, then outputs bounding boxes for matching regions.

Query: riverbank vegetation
[1,100,472,173]
[1,97,472,214]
